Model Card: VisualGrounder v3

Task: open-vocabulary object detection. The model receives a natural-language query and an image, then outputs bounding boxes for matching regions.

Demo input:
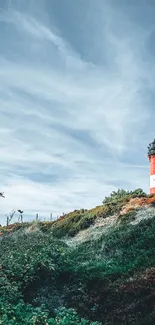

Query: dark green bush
[0,302,101,325]
[102,188,147,215]
[51,213,96,238]
[103,188,146,205]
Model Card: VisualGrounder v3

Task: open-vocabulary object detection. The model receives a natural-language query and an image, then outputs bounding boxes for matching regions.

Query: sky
[0,0,155,224]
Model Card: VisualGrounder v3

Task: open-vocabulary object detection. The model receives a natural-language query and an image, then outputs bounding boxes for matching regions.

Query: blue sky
[0,0,154,224]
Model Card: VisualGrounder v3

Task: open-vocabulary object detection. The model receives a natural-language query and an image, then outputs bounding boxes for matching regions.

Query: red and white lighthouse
[148,139,155,194]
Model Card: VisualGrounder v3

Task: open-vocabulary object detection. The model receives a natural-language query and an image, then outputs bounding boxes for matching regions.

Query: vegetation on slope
[1,188,155,324]
[0,188,148,238]
[0,231,101,324]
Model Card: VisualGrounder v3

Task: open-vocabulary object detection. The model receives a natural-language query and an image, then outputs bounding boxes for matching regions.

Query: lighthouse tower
[148,139,155,194]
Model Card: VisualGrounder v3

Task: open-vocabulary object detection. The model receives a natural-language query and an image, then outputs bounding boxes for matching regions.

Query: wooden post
[6,216,9,227]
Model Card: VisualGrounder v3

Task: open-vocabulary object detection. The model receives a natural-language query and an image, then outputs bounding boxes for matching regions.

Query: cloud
[0,0,153,224]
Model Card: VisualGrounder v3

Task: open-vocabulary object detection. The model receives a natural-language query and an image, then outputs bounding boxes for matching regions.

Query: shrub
[102,188,147,215]
[103,188,146,204]
[48,308,102,325]
[51,213,96,238]
[117,209,137,225]
[0,302,102,325]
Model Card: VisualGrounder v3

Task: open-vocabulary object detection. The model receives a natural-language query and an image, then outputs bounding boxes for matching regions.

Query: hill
[1,189,155,324]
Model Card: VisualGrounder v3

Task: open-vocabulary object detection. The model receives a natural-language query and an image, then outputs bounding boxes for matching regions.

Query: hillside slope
[1,190,155,324]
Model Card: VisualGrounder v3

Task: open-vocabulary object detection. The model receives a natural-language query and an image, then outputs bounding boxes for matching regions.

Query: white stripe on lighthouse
[150,174,155,188]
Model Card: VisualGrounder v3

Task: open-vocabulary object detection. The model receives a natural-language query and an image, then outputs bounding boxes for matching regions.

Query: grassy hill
[1,189,155,324]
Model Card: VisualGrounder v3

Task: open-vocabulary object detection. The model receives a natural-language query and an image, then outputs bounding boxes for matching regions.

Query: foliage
[102,188,147,215]
[103,188,146,204]
[68,215,155,276]
[117,209,137,225]
[59,215,155,324]
[1,188,155,325]
[0,231,66,305]
[0,302,101,325]
[0,189,147,239]
[48,308,102,325]
[0,230,102,323]
[51,212,97,238]
[0,301,48,325]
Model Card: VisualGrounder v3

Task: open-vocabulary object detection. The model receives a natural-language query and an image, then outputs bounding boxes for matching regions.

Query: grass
[64,215,155,279]
[1,190,155,324]
[1,212,155,324]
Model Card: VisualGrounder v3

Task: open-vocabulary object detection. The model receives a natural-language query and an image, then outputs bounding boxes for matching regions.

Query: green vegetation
[0,303,101,325]
[102,188,147,215]
[1,188,155,324]
[51,211,97,238]
[0,231,101,324]
[36,188,148,239]
[117,209,137,225]
[103,188,147,205]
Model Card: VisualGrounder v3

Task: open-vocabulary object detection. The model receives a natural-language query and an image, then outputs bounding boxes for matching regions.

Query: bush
[103,188,147,204]
[51,213,96,238]
[117,209,137,225]
[102,188,147,215]
[48,308,102,325]
[0,302,102,325]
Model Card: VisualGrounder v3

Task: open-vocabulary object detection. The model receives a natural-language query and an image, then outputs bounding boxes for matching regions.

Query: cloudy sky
[0,0,154,224]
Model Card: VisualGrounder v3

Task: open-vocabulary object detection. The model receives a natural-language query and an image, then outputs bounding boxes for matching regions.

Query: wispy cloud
[0,0,153,223]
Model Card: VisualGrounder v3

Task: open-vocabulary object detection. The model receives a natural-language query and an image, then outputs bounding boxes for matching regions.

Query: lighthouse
[148,139,155,194]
